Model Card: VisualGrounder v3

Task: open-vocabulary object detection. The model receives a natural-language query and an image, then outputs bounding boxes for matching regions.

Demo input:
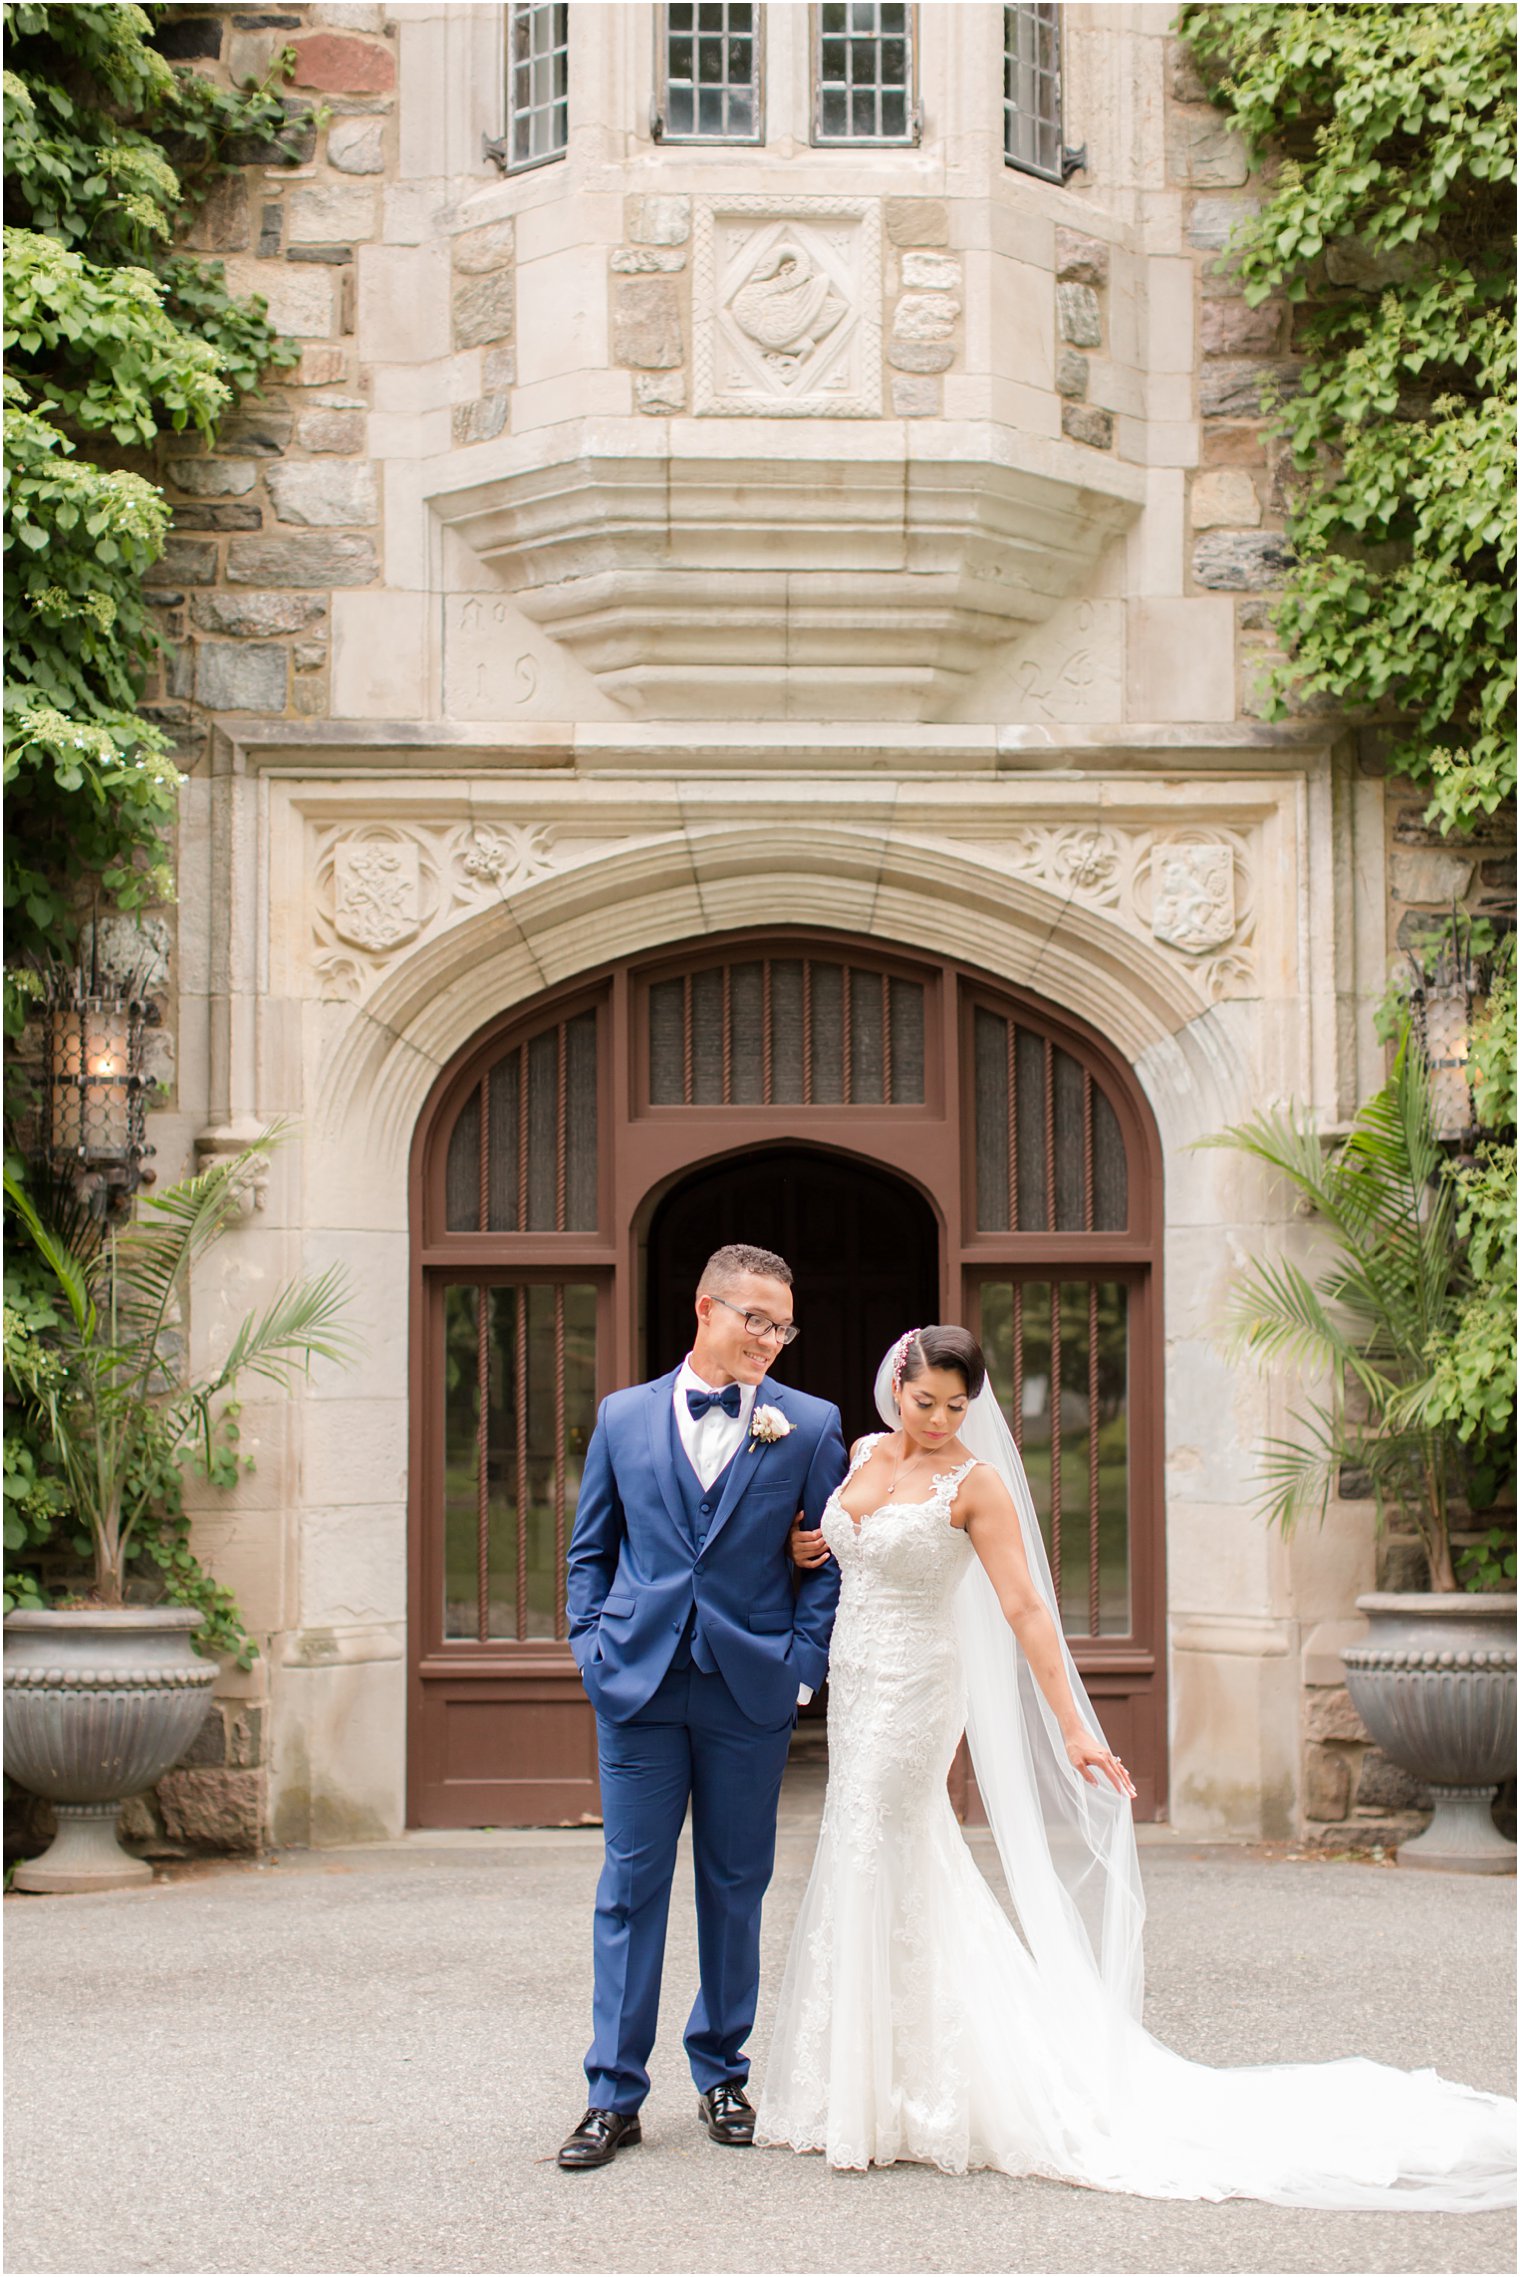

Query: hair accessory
[890,1328,922,1403]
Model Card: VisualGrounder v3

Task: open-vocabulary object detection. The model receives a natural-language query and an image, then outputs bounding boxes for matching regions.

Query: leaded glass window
[1003,2,1063,182]
[507,1,568,172]
[813,1,915,146]
[660,2,762,143]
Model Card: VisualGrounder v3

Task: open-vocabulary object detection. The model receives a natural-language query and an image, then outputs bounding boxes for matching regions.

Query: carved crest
[1149,843,1236,954]
[693,198,882,417]
[332,838,421,952]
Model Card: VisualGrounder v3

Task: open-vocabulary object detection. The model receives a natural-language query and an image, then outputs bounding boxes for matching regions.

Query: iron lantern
[41,958,157,1213]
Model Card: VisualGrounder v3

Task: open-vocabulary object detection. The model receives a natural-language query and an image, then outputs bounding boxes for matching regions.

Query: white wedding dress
[756,1431,1517,2209]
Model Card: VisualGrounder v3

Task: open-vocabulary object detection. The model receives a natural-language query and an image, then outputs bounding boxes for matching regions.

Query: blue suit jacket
[565,1370,846,1727]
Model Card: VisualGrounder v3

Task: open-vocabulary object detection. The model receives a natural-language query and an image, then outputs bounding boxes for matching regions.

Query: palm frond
[203,1262,360,1394]
[1223,1252,1357,1367]
[107,1138,282,1360]
[1249,1414,1343,1535]
[3,1169,96,1343]
[1207,1022,1467,1566]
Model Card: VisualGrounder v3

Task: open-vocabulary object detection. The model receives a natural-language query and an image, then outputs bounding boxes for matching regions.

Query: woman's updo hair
[898,1324,987,1401]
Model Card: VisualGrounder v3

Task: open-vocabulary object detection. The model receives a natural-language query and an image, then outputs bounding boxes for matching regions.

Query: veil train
[849,1338,1517,2209]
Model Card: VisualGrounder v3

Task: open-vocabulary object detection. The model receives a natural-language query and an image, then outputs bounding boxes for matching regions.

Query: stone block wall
[6,1700,266,1867]
[1162,35,1300,727]
[140,4,404,764]
[1297,1660,1429,1855]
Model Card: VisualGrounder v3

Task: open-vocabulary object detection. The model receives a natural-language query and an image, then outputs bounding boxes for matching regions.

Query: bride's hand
[787,1515,832,1570]
[1065,1727,1137,1800]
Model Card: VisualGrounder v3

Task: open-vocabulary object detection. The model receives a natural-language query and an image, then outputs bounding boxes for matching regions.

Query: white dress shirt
[675,1357,813,1706]
[675,1356,755,1489]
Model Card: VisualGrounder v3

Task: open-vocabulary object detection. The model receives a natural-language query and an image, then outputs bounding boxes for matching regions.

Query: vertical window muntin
[813,1,916,147]
[1003,2,1063,182]
[506,0,568,172]
[659,2,764,144]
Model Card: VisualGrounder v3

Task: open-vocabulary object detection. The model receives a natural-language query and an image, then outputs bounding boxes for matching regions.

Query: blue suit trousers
[585,1658,794,2112]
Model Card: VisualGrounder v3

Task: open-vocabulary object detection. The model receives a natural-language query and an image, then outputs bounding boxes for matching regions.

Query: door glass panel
[649,977,686,1105]
[1092,1085,1128,1232]
[442,1009,599,1233]
[1015,1026,1049,1231]
[1052,1047,1086,1231]
[808,962,845,1101]
[979,1278,1131,1636]
[974,1006,1010,1232]
[442,1282,598,1642]
[849,966,885,1104]
[769,959,806,1098]
[729,960,765,1105]
[971,1003,1129,1236]
[445,1087,481,1231]
[644,955,924,1107]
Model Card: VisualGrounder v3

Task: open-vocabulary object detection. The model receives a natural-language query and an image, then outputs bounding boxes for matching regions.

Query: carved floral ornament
[307,817,1256,1009]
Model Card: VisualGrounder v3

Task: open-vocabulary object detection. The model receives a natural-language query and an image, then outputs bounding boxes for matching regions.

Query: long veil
[866,1340,1517,2208]
[872,1346,1145,2075]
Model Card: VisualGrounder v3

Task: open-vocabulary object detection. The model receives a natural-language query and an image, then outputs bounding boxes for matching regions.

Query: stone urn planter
[4,1607,216,1893]
[1342,1593,1517,1875]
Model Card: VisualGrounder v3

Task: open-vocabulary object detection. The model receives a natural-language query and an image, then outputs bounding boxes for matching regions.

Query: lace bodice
[819,1432,977,1602]
[813,1432,977,1871]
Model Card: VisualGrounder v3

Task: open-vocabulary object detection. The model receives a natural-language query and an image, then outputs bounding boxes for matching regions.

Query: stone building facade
[118,0,1508,1856]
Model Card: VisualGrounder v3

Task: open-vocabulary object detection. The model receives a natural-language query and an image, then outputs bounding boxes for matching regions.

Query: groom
[559,1243,846,2168]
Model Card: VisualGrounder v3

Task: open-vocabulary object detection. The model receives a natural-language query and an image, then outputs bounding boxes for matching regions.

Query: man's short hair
[698,1243,793,1297]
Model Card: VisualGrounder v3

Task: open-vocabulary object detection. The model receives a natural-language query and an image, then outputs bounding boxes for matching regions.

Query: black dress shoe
[697,2079,755,2145]
[557,2107,642,2169]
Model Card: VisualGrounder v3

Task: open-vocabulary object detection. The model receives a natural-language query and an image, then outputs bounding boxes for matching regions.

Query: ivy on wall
[1179,2,1516,834]
[2,3,309,1645]
[2,1,302,1035]
[1422,940,1517,1577]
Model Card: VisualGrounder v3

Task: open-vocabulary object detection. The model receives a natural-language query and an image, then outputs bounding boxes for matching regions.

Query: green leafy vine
[1178,3,1516,834]
[3,3,317,1652]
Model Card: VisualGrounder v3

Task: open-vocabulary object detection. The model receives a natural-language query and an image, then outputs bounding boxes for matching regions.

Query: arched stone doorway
[407,928,1165,1829]
[645,1145,940,1442]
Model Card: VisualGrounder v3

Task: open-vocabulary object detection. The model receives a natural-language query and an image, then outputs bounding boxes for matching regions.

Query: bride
[758,1324,1516,2209]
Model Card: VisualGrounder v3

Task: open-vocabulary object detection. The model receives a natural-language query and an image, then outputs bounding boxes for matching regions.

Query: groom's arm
[565,1402,624,1674]
[789,1405,846,1694]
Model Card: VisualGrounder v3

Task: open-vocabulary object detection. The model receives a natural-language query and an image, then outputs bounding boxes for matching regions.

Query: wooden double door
[407,931,1166,1827]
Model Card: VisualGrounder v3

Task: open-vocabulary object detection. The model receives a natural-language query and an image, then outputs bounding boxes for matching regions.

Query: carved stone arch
[312,826,1255,1214]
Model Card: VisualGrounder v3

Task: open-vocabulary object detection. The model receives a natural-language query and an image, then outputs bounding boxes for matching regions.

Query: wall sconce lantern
[1406,916,1483,1146]
[42,957,158,1214]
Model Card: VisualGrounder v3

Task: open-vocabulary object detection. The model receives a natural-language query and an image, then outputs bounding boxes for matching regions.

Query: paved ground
[5,1757,1515,2277]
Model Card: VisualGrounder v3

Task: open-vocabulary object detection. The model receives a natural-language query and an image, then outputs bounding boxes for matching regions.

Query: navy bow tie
[687,1384,742,1421]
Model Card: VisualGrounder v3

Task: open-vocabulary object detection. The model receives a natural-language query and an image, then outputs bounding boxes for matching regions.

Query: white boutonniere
[749,1403,792,1445]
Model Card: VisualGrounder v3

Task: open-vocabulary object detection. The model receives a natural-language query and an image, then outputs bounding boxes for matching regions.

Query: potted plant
[1205,991,1516,1874]
[3,1139,353,1892]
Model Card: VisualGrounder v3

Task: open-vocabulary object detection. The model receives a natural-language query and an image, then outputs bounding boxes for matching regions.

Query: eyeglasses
[708,1294,800,1347]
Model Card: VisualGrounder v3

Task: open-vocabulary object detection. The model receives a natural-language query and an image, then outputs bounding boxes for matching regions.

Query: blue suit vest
[666,1409,735,1674]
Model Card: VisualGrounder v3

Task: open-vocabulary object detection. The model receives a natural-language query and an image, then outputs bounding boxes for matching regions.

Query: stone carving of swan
[731,244,846,358]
